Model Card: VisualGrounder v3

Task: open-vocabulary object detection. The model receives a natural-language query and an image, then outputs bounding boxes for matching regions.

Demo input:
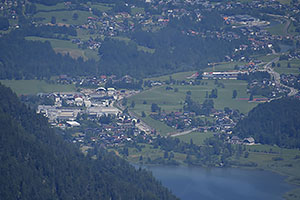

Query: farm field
[25,36,99,60]
[35,3,66,11]
[177,131,215,146]
[25,36,78,49]
[34,10,97,25]
[130,79,260,115]
[274,59,300,75]
[0,80,75,95]
[267,22,287,36]
[120,143,187,165]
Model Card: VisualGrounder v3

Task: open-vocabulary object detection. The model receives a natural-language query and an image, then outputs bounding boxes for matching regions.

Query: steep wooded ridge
[0,83,178,200]
[233,98,300,148]
[0,32,98,79]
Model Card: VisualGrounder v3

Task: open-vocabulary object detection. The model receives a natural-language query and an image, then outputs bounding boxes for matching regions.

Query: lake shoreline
[133,162,300,200]
[143,164,296,200]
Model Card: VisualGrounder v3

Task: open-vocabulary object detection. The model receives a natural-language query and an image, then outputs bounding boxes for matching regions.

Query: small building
[66,121,81,127]
[75,97,83,106]
[84,100,92,107]
[230,136,241,144]
[243,137,255,145]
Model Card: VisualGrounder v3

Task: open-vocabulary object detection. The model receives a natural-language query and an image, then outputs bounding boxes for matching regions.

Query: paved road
[263,57,298,96]
[169,128,197,137]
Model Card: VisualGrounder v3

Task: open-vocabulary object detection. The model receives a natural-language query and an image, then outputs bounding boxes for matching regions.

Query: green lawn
[130,79,259,114]
[34,10,97,25]
[129,79,260,136]
[0,80,76,95]
[112,36,155,53]
[25,36,77,49]
[35,3,66,11]
[137,45,155,54]
[276,0,293,5]
[25,36,99,61]
[138,115,175,136]
[124,143,186,164]
[204,62,246,72]
[177,132,214,146]
[147,61,246,82]
[274,59,300,75]
[267,21,286,36]
[146,71,197,82]
[88,2,113,12]
[255,54,279,62]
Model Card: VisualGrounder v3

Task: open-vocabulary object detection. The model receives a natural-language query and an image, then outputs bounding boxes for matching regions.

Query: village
[36,86,153,147]
[34,69,274,151]
[1,0,299,63]
[2,0,300,159]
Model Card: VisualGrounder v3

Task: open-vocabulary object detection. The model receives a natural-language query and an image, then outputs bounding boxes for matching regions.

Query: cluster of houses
[150,107,244,135]
[56,74,141,89]
[229,136,255,145]
[71,117,152,147]
[35,88,156,147]
[3,0,299,64]
[280,74,300,90]
[248,76,290,98]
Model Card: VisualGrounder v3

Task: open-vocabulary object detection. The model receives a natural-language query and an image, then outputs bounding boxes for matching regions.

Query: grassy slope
[130,79,259,114]
[274,59,300,75]
[267,22,286,36]
[35,3,66,11]
[112,36,155,53]
[0,80,75,95]
[129,68,260,135]
[34,10,97,25]
[177,132,214,146]
[25,36,99,61]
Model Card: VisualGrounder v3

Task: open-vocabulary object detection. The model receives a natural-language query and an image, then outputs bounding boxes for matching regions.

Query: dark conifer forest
[0,83,178,200]
[233,98,300,148]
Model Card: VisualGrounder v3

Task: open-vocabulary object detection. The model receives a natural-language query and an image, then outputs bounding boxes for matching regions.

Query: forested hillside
[0,83,178,200]
[0,32,98,79]
[233,98,300,148]
[0,0,251,80]
[99,26,240,77]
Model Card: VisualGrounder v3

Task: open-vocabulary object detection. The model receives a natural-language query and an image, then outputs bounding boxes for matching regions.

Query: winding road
[263,57,298,97]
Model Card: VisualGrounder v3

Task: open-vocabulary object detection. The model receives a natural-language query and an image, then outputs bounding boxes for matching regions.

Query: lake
[145,165,295,200]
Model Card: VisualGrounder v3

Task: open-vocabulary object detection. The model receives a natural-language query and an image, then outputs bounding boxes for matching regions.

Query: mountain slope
[0,83,177,200]
[233,97,300,148]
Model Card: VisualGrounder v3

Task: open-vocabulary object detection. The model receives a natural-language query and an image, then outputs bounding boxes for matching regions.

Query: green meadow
[118,143,187,165]
[130,79,259,115]
[129,70,261,136]
[87,2,113,12]
[267,22,286,36]
[177,132,215,146]
[35,3,66,11]
[112,36,155,53]
[25,36,77,49]
[274,59,300,75]
[0,80,75,95]
[34,10,97,25]
[25,36,99,61]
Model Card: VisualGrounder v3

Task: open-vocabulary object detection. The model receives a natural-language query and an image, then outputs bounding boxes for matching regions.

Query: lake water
[145,166,295,200]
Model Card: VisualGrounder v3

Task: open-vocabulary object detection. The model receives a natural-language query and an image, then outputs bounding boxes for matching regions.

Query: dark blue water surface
[146,166,295,200]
